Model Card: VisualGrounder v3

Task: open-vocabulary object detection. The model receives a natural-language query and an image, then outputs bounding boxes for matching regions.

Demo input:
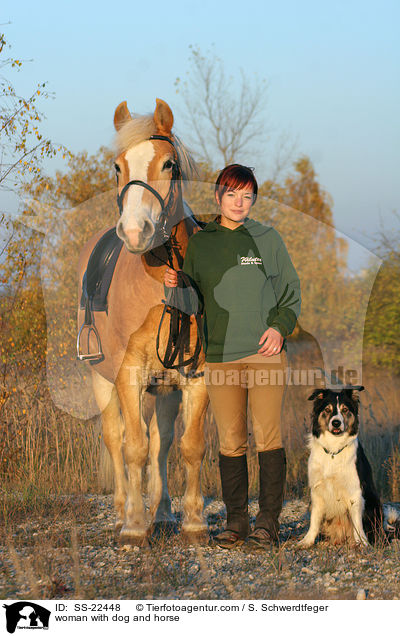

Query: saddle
[79,227,123,312]
[77,215,205,375]
[77,227,123,362]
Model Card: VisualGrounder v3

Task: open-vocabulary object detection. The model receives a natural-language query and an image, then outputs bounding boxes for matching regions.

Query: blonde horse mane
[115,114,198,183]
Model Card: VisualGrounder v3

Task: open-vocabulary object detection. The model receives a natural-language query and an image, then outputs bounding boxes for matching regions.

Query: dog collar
[321,443,349,458]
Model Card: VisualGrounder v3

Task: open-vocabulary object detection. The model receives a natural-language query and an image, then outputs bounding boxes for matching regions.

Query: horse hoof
[181,529,210,546]
[114,520,123,536]
[151,521,178,541]
[118,532,149,548]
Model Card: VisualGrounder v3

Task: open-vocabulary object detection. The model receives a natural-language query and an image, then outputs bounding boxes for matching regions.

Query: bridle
[116,134,181,242]
[116,134,205,377]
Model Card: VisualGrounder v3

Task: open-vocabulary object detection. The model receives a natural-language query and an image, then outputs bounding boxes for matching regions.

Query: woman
[165,164,301,549]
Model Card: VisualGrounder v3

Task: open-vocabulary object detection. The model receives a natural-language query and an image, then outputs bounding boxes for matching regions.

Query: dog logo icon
[3,602,50,633]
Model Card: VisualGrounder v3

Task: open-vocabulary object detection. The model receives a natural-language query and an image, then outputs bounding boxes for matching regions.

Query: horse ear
[154,98,174,135]
[114,101,132,131]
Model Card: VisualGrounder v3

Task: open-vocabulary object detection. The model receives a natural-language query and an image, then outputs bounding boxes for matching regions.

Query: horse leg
[115,368,149,545]
[148,390,181,536]
[180,381,209,539]
[91,370,127,533]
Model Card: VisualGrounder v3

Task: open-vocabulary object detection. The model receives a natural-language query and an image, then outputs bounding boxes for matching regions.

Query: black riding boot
[248,447,286,547]
[215,453,250,548]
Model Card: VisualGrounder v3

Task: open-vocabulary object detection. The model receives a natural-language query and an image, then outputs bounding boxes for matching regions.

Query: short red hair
[215,164,258,203]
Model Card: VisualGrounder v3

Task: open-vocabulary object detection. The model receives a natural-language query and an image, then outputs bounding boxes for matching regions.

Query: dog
[299,386,400,547]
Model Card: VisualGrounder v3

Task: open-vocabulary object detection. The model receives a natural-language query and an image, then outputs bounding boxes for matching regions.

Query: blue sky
[2,0,400,269]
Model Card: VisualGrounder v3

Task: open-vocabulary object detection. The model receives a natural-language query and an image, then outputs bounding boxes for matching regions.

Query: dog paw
[354,537,369,548]
[297,536,315,549]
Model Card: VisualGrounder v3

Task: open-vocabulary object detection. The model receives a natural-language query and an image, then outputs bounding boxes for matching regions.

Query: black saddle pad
[80,227,123,312]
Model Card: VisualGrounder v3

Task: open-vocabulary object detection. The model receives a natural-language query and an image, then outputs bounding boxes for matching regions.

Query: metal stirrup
[76,322,104,361]
[77,295,104,362]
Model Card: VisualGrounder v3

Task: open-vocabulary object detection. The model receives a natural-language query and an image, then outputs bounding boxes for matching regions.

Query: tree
[0,30,67,416]
[0,146,115,363]
[256,157,358,369]
[0,32,65,195]
[260,156,337,224]
[363,216,400,371]
[0,30,114,375]
[0,28,67,372]
[175,46,268,168]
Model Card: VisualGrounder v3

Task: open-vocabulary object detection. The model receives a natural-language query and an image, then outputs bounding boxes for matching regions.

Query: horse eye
[342,406,348,413]
[162,160,174,171]
[114,163,121,173]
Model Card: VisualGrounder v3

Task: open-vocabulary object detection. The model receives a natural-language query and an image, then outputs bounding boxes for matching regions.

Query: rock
[3,494,399,600]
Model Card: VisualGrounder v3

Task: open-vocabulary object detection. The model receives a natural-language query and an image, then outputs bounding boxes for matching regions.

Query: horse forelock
[114,115,197,184]
[114,115,157,154]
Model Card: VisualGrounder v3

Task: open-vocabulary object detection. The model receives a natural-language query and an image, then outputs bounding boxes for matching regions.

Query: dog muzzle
[328,417,345,435]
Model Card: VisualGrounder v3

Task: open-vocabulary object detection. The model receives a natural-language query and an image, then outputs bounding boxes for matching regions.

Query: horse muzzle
[117,219,155,253]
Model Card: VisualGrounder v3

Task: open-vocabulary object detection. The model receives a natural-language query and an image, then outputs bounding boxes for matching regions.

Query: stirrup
[76,322,104,362]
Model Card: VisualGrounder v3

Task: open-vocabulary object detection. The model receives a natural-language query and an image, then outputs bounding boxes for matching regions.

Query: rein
[118,134,205,378]
[156,271,204,377]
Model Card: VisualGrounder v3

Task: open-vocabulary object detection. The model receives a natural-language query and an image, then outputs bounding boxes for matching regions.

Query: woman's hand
[258,327,283,357]
[164,267,178,287]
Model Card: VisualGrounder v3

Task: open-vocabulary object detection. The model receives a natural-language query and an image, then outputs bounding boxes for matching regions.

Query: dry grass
[1,494,399,600]
[0,364,399,524]
[0,374,101,501]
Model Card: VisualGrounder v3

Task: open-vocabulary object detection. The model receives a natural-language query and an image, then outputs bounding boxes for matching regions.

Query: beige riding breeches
[205,351,288,457]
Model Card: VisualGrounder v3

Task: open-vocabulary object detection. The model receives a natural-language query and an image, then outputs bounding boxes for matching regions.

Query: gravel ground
[1,496,400,600]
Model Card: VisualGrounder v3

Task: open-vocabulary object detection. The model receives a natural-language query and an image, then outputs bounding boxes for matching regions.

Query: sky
[1,0,400,270]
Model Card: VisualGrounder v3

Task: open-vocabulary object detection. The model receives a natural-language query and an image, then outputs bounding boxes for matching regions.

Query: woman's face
[216,187,255,227]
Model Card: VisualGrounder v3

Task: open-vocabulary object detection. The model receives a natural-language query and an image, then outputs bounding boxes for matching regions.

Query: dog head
[308,386,364,438]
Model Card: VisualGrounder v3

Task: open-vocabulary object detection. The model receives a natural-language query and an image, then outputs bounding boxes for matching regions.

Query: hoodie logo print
[240,256,263,265]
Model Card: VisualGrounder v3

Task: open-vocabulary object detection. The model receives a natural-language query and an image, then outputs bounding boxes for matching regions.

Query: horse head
[114,98,191,253]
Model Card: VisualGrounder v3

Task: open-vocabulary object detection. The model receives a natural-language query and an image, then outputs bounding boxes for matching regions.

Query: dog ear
[351,385,364,402]
[308,389,327,401]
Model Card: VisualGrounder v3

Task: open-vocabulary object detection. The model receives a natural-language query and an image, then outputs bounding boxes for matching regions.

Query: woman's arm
[268,235,301,337]
[163,238,204,315]
[258,231,301,356]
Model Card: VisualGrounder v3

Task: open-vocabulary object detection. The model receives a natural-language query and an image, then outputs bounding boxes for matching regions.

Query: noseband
[116,135,181,240]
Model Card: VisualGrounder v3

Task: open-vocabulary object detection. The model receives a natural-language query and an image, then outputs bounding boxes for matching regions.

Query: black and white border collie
[299,386,400,547]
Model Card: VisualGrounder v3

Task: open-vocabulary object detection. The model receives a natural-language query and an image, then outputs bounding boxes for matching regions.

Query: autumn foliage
[0,36,398,500]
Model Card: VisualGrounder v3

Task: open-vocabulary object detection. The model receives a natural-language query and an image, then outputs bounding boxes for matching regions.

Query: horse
[77,99,209,546]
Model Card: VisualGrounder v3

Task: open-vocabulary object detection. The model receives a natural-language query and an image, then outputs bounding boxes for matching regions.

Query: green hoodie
[172,217,301,363]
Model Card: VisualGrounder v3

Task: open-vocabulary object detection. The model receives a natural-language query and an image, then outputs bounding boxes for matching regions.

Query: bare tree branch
[0,31,66,194]
[175,46,269,168]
